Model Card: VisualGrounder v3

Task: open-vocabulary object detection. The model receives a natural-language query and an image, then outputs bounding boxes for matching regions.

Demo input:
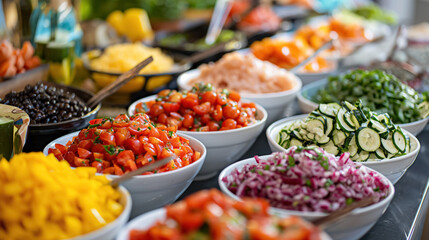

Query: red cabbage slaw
[222,146,390,213]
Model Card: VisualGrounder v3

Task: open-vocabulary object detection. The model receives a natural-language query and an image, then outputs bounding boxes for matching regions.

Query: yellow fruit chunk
[106,10,125,36]
[123,8,154,42]
[0,152,124,240]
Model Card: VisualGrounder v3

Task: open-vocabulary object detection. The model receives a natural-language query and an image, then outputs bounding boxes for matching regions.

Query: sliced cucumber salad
[277,101,411,162]
[314,69,429,124]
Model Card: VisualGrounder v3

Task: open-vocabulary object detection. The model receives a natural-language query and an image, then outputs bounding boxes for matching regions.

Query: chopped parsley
[288,156,295,167]
[324,179,333,187]
[88,123,101,128]
[93,136,102,144]
[168,131,174,137]
[103,145,116,155]
[319,156,330,171]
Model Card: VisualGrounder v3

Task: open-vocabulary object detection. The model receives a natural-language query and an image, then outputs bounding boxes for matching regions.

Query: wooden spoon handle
[87,56,154,110]
[312,197,376,229]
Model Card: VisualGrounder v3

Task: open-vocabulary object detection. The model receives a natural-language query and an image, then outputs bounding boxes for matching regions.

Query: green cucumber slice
[289,138,303,148]
[332,130,347,146]
[315,135,330,144]
[318,103,341,117]
[348,135,358,157]
[375,148,386,159]
[368,153,378,160]
[337,108,355,132]
[381,137,399,154]
[356,151,370,162]
[392,130,406,152]
[368,119,387,133]
[343,101,358,111]
[291,130,303,141]
[344,111,356,129]
[353,109,367,124]
[325,117,334,136]
[377,113,392,126]
[322,140,339,155]
[356,127,381,152]
[305,118,325,137]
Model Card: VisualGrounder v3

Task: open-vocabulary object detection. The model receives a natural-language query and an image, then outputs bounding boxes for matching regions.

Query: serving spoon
[86,56,154,110]
[109,154,177,188]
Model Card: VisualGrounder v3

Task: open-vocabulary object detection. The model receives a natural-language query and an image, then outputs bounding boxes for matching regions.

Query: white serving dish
[298,79,429,136]
[128,95,267,180]
[44,131,206,218]
[68,186,131,240]
[116,206,332,240]
[177,68,301,124]
[218,155,395,240]
[266,115,421,184]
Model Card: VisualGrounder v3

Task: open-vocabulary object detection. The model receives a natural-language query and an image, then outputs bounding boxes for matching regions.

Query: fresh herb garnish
[88,123,101,128]
[103,145,116,155]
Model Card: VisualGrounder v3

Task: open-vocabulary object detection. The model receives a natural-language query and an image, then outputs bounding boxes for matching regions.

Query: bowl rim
[298,79,429,126]
[266,115,421,165]
[176,67,304,99]
[66,185,132,240]
[43,131,207,179]
[218,154,395,218]
[128,94,268,136]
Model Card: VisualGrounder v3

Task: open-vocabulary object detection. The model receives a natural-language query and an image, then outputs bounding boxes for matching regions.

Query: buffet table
[180,107,429,240]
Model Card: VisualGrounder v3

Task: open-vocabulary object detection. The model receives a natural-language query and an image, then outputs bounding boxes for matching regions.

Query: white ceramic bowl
[44,131,206,218]
[298,79,429,136]
[67,186,131,240]
[218,155,395,240]
[266,116,421,184]
[177,68,302,124]
[116,206,332,240]
[128,95,267,180]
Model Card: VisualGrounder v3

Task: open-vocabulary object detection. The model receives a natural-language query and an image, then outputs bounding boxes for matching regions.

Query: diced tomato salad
[48,113,201,175]
[133,83,258,132]
[129,189,321,240]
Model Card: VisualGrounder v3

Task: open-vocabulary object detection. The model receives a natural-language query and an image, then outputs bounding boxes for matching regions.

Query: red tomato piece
[77,147,92,159]
[182,93,199,109]
[54,144,67,155]
[99,132,116,146]
[193,102,211,116]
[163,102,180,113]
[116,150,135,167]
[126,138,144,155]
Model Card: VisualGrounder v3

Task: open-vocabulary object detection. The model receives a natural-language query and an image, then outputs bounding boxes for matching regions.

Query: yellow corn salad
[90,43,174,74]
[0,153,124,240]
